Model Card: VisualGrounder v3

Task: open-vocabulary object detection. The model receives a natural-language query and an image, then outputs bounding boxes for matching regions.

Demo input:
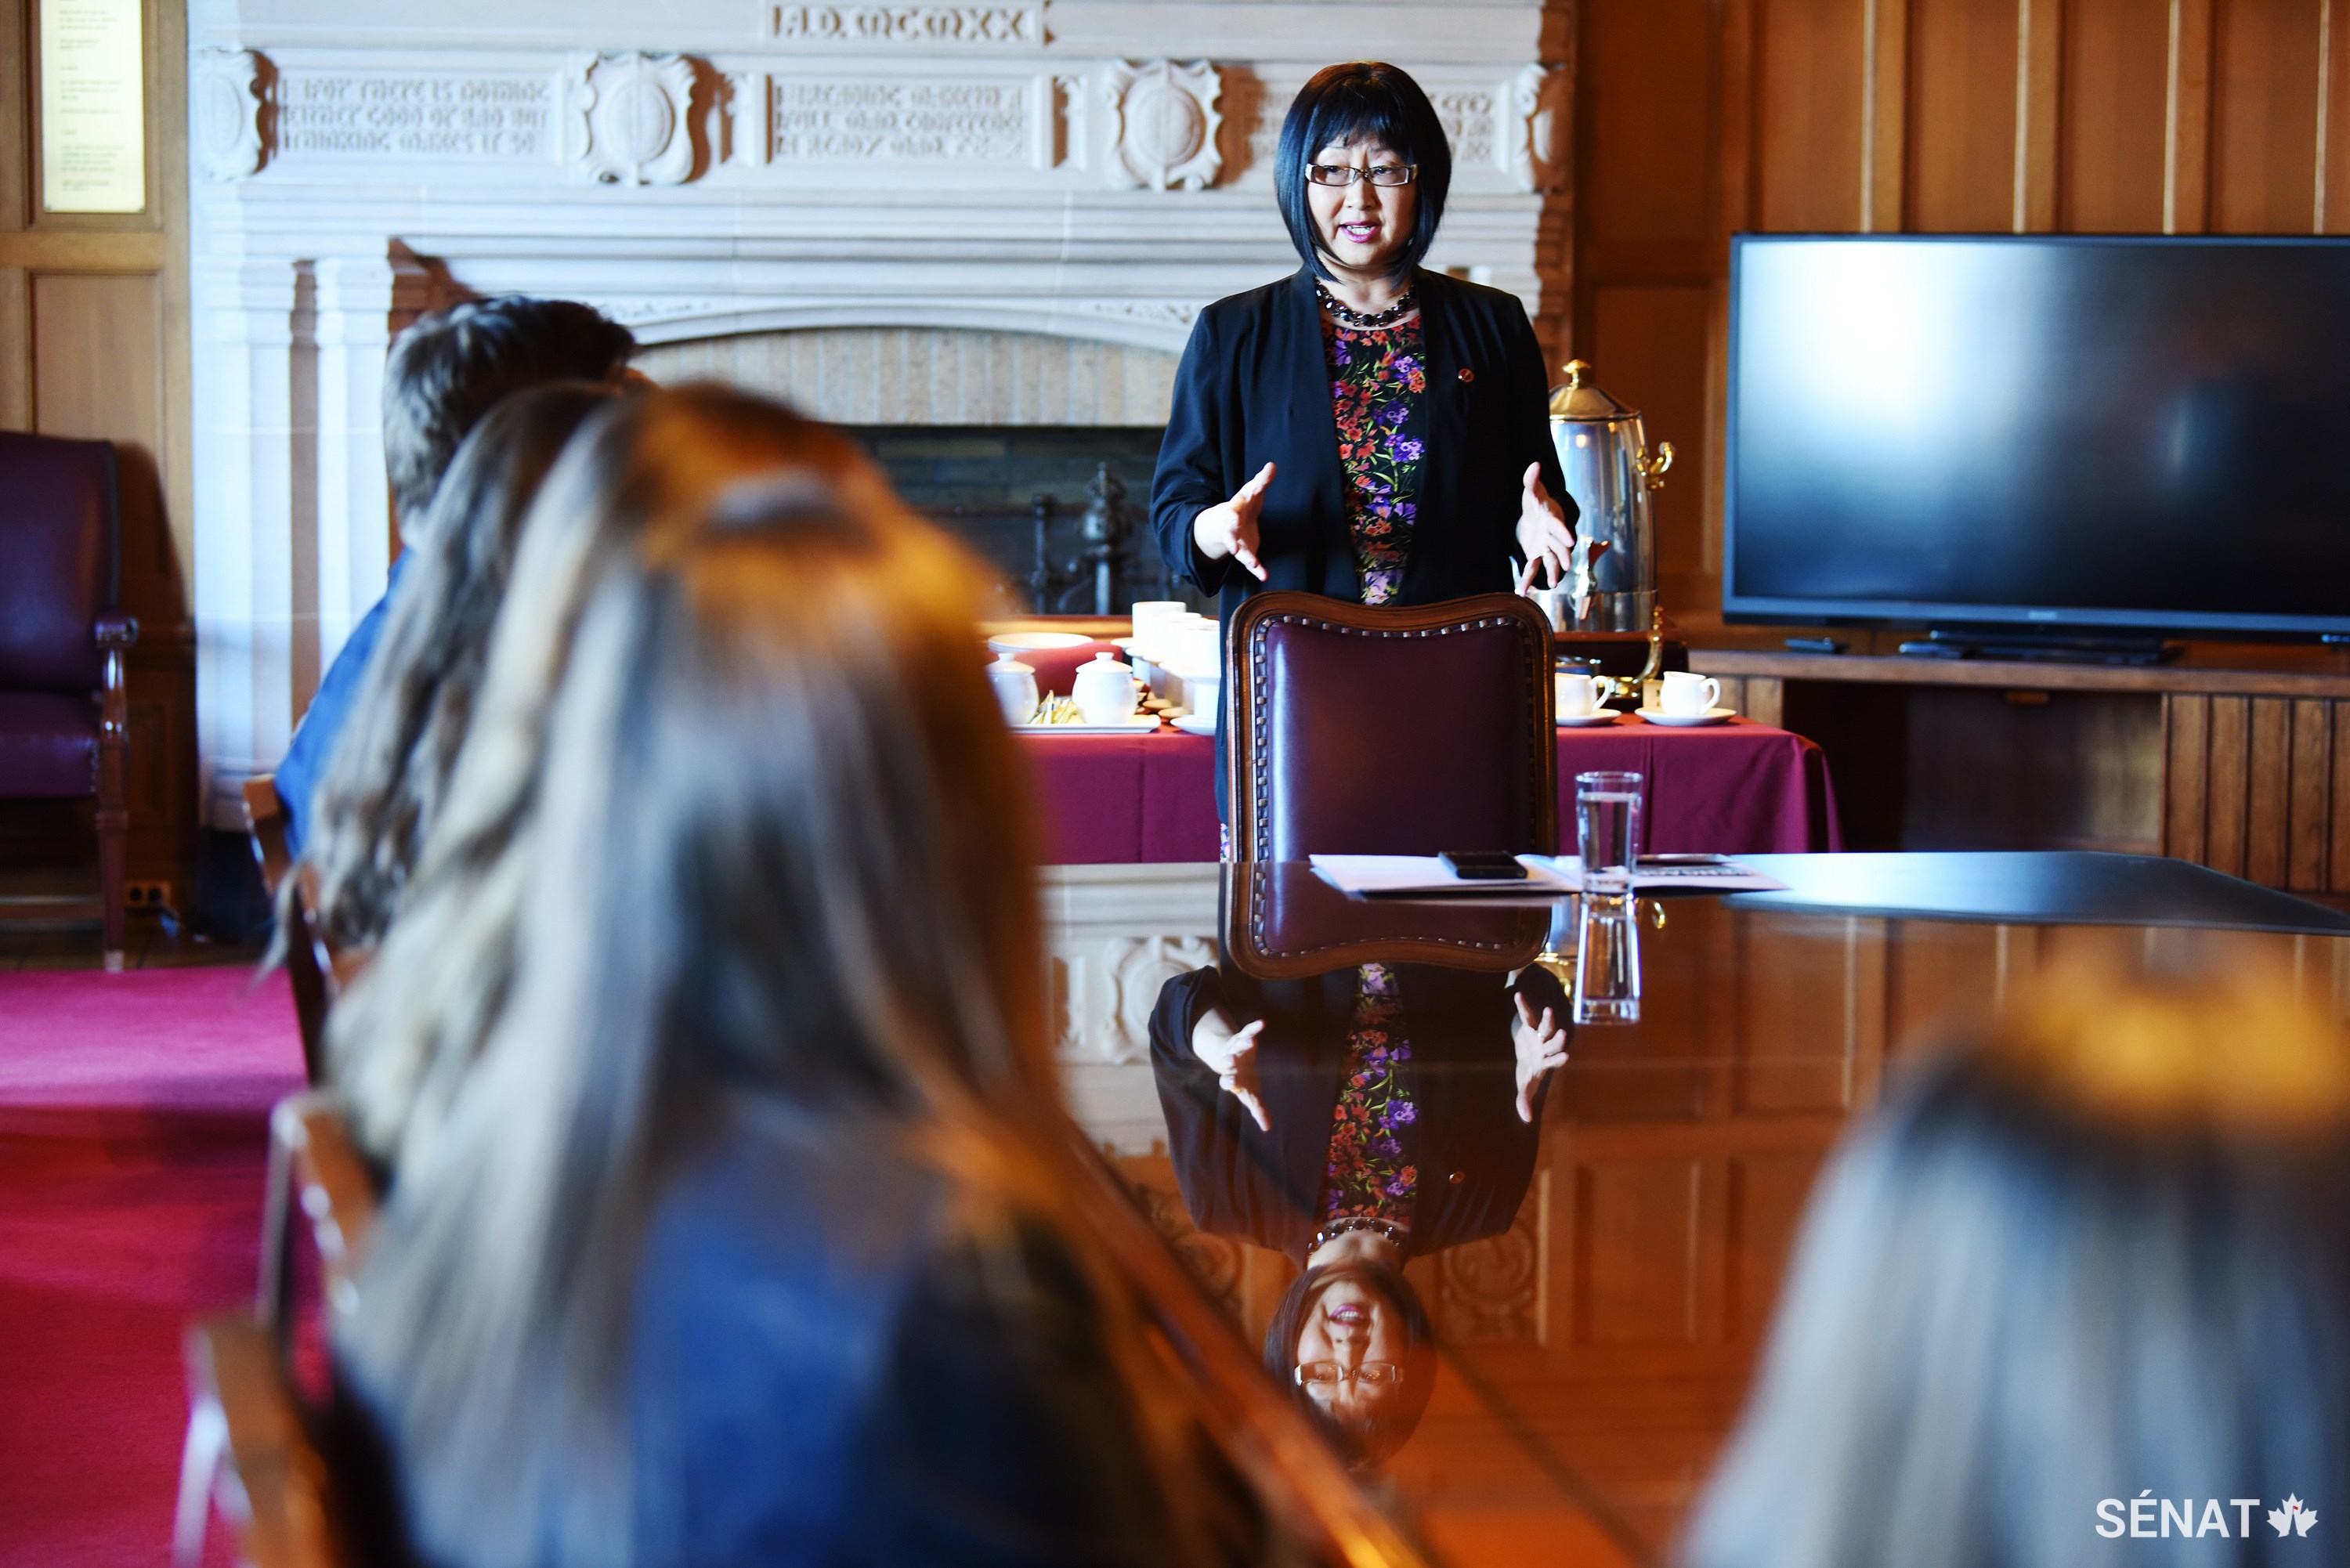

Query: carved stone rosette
[1103,60,1222,190]
[1435,1169,1548,1342]
[1507,64,1571,193]
[194,49,269,181]
[1054,934,1215,1064]
[578,53,698,186]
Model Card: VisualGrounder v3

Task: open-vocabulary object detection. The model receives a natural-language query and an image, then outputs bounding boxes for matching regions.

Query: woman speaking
[1153,60,1576,640]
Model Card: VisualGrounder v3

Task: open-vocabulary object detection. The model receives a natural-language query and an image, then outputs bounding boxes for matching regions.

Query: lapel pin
[1457,367,1476,383]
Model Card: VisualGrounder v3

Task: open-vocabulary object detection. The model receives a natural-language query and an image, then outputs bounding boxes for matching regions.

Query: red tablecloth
[1018,717,1842,864]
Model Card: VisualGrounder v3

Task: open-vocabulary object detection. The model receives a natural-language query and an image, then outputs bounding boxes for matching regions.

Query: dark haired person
[1152,62,1575,816]
[1149,959,1570,1464]
[273,297,637,853]
[298,383,616,953]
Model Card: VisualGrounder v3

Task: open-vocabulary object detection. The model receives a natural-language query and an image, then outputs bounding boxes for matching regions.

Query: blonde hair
[1683,960,2350,1568]
[334,389,1216,1567]
[327,387,905,1171]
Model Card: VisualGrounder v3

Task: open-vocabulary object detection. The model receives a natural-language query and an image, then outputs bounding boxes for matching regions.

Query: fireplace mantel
[186,0,1574,824]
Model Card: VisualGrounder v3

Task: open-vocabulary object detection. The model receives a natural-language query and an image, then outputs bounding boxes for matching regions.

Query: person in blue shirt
[273,298,636,853]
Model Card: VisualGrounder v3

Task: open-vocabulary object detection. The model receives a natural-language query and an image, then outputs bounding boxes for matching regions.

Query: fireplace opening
[841,425,1208,618]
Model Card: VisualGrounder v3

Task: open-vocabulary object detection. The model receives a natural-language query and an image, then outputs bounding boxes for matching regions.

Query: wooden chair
[178,1316,349,1568]
[244,776,334,1085]
[1224,591,1556,862]
[177,1093,378,1568]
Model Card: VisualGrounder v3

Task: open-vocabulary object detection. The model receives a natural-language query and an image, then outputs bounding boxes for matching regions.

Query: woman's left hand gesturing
[1513,463,1576,590]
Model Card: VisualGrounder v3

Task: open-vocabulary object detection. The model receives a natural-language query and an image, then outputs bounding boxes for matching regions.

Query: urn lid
[1548,359,1640,422]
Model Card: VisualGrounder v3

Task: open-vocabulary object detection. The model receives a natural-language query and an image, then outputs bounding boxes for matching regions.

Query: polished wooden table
[1046,854,2350,1566]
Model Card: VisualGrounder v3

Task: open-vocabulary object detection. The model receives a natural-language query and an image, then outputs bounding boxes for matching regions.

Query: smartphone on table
[1440,851,1528,880]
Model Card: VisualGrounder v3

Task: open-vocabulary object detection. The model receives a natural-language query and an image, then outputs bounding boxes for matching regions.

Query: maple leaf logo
[2268,1497,2319,1537]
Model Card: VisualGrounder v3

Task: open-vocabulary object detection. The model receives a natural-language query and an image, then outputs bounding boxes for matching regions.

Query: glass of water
[1575,771,1643,895]
[1574,893,1642,1024]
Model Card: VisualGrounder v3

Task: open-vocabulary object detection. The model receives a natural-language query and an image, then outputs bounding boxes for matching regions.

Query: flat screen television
[1724,234,2350,640]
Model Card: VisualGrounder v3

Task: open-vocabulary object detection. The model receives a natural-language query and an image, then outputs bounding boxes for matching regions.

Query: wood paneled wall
[0,0,197,891]
[1574,0,2350,616]
[2164,693,2350,891]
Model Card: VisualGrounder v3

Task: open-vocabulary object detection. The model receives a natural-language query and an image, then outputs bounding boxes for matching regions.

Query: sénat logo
[2095,1492,2319,1539]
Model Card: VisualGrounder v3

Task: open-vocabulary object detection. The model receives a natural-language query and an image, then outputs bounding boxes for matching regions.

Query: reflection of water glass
[1575,894,1642,1024]
[1576,770,1643,894]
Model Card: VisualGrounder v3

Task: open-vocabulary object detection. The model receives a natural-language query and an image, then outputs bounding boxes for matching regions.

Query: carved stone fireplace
[186,0,1572,826]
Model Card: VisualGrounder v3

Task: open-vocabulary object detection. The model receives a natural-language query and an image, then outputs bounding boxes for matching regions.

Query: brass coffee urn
[1547,359,1673,634]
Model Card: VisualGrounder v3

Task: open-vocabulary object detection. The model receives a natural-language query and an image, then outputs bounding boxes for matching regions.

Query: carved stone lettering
[770,78,1029,161]
[1430,86,1495,169]
[768,4,1041,45]
[277,72,553,159]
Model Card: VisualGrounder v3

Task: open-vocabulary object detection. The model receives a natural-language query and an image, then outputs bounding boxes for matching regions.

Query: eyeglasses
[1306,164,1416,188]
[1293,1361,1404,1389]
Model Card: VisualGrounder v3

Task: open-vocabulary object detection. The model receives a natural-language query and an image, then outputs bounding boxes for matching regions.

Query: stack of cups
[1129,602,1186,666]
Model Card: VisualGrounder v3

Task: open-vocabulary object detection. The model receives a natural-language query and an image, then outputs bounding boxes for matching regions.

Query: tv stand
[1901,630,2181,667]
[1683,633,2350,897]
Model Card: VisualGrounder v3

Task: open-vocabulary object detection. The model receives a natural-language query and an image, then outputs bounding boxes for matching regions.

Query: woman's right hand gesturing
[1191,1010,1270,1131]
[1191,461,1274,582]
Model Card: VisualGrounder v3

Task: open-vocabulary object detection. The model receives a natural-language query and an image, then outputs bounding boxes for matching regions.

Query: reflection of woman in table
[1149,61,1577,818]
[1149,962,1569,1462]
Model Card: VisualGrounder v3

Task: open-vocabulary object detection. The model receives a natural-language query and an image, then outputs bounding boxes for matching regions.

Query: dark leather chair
[0,432,139,966]
[1221,861,1549,979]
[1225,591,1556,862]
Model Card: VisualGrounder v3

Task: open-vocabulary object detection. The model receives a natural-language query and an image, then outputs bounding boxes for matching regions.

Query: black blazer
[1151,266,1573,612]
[1148,963,1565,1263]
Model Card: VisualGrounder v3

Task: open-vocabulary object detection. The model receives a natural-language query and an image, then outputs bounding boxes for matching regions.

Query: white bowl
[987,632,1092,656]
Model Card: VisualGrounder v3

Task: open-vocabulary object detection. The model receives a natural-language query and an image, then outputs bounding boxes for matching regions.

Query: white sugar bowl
[1071,651,1141,724]
[987,652,1039,725]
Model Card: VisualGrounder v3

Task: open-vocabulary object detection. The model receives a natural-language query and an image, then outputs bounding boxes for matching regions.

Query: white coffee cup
[1658,670,1721,716]
[1129,601,1185,663]
[1554,671,1610,718]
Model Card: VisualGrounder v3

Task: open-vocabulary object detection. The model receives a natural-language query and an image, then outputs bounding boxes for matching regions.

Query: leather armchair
[1225,591,1556,862]
[0,432,139,967]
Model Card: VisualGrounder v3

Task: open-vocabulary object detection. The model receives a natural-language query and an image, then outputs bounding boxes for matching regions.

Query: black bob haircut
[1263,1260,1437,1467]
[1274,62,1452,284]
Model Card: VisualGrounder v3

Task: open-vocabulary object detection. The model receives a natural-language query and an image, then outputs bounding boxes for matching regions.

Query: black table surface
[1075,854,2350,1564]
[1725,851,2350,934]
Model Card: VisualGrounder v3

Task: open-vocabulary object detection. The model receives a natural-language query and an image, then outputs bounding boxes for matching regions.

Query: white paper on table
[1567,855,1791,893]
[1307,854,1578,898]
[1307,854,1788,897]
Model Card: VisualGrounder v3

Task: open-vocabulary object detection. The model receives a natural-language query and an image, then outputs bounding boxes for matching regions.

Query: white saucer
[1010,715,1162,735]
[1636,706,1737,727]
[1555,710,1622,728]
[1170,713,1217,735]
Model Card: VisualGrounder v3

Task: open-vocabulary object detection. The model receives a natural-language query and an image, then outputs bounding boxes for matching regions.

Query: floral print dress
[1321,298,1427,607]
[1320,963,1420,1236]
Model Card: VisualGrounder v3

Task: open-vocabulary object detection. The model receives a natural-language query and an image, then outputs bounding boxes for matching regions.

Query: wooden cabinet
[1694,647,2350,894]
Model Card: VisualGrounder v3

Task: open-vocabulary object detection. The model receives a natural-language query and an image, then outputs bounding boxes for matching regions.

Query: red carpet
[0,967,306,1566]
